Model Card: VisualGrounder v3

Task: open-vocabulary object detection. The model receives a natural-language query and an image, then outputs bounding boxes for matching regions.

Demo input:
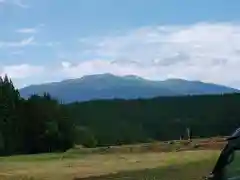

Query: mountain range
[19,73,240,103]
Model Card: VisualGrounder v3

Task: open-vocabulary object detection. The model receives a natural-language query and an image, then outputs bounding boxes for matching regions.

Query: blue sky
[1,0,240,88]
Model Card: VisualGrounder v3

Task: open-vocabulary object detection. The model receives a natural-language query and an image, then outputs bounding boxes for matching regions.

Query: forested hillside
[0,75,240,156]
[67,94,240,146]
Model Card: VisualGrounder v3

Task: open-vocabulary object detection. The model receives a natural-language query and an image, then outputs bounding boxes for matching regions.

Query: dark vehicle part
[206,128,240,180]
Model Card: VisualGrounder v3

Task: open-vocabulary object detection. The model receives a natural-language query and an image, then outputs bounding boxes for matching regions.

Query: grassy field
[0,138,226,180]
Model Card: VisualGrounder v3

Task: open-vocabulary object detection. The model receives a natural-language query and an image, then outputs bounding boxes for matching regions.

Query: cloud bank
[3,22,240,88]
[0,64,44,79]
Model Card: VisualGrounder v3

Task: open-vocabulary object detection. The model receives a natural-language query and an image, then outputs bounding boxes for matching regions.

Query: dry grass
[71,137,226,154]
[0,150,220,180]
[0,138,226,180]
[76,158,217,180]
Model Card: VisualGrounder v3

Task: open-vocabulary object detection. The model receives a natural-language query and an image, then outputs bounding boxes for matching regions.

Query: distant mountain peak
[19,74,240,103]
[79,73,146,82]
[60,73,118,84]
[123,75,145,81]
[80,73,118,80]
[165,78,187,82]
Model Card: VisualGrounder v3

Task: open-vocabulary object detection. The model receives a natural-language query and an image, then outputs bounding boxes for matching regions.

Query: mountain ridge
[20,73,240,103]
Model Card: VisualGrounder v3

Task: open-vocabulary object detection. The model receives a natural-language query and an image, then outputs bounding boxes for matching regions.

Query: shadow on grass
[74,159,215,180]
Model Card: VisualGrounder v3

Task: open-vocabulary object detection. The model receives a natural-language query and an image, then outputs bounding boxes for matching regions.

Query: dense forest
[67,93,240,146]
[0,75,74,155]
[0,75,240,156]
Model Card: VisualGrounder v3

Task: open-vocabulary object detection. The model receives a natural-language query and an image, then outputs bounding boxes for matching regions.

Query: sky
[1,0,240,88]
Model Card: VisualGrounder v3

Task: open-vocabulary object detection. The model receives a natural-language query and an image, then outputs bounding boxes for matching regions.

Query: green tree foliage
[0,76,74,155]
[74,126,97,148]
[1,74,240,156]
[66,94,240,146]
[0,75,22,155]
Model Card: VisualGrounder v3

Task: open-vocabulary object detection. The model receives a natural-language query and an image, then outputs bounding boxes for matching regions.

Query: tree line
[0,75,240,156]
[0,75,74,155]
[67,93,240,146]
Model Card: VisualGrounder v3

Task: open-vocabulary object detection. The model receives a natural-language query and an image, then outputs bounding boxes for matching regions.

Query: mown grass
[0,138,226,180]
[0,150,220,180]
[77,158,216,180]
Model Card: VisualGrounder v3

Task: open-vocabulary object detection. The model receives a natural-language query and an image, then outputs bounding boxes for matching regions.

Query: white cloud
[0,64,44,79]
[59,59,162,80]
[4,22,240,89]
[58,58,240,88]
[86,23,240,64]
[63,22,240,88]
[0,36,35,48]
[20,36,34,46]
[61,61,71,68]
[0,64,45,88]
